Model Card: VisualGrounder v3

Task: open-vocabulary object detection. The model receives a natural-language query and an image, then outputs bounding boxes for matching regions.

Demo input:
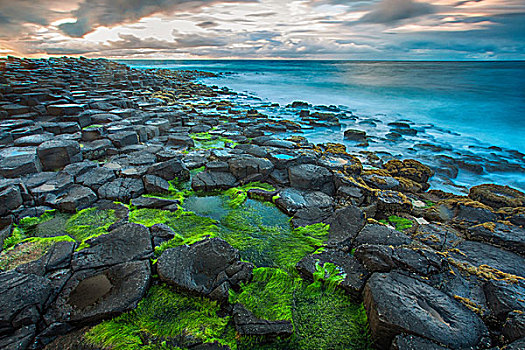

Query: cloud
[360,0,436,24]
[58,0,256,37]
[197,21,218,28]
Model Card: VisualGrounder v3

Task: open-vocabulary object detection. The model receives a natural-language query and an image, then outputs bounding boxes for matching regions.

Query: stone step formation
[0,56,524,350]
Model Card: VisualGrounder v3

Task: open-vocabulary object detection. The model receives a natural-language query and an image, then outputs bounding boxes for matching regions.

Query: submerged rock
[232,303,293,338]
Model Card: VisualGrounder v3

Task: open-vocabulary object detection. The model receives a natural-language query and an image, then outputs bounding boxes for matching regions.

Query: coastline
[0,56,524,350]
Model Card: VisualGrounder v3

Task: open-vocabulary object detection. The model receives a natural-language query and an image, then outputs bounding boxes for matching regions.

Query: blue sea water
[120,59,525,191]
[121,60,525,152]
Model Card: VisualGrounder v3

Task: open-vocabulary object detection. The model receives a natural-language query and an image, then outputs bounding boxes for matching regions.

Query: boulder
[469,184,524,209]
[97,178,145,202]
[274,188,334,216]
[288,164,334,195]
[343,129,366,142]
[0,185,23,216]
[0,271,52,335]
[46,104,85,116]
[232,303,293,338]
[467,222,525,256]
[503,311,525,343]
[354,224,413,247]
[413,223,463,251]
[391,334,450,350]
[167,133,195,148]
[191,171,237,192]
[72,223,152,271]
[47,260,150,325]
[364,271,488,349]
[53,185,97,212]
[130,196,179,209]
[375,190,412,213]
[0,147,42,178]
[228,155,274,180]
[504,338,525,350]
[37,140,82,171]
[328,205,366,245]
[384,159,434,184]
[147,159,190,181]
[158,238,253,303]
[484,279,525,321]
[108,131,139,148]
[0,324,36,350]
[143,174,170,194]
[76,167,116,191]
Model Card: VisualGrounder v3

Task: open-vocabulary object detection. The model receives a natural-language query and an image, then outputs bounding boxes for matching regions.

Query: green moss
[423,200,435,208]
[224,182,275,208]
[84,284,234,350]
[232,267,371,350]
[309,261,346,294]
[129,208,219,256]
[2,226,25,250]
[190,132,237,150]
[65,208,118,242]
[379,215,413,231]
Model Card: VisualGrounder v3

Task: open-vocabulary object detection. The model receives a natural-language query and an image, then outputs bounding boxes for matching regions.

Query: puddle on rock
[68,274,113,309]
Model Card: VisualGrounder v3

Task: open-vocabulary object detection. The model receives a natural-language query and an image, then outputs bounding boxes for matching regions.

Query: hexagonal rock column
[37,140,82,171]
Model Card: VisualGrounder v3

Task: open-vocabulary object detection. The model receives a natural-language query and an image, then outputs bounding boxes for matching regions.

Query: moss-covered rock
[469,184,524,209]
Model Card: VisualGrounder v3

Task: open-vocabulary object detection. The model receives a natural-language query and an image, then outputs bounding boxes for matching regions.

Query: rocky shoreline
[0,56,524,350]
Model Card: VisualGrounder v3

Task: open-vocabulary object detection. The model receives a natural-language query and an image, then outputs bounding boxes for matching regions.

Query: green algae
[190,132,237,150]
[224,182,275,208]
[84,284,234,350]
[379,215,413,231]
[231,267,371,350]
[65,207,118,242]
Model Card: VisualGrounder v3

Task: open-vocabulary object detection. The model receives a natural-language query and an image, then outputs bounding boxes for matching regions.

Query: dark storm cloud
[0,0,63,38]
[360,0,436,24]
[58,0,257,37]
[196,21,219,28]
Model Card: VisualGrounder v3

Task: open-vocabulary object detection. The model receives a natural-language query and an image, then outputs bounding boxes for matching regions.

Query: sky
[0,0,524,60]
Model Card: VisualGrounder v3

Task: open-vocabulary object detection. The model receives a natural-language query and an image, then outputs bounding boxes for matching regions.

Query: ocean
[119,60,525,192]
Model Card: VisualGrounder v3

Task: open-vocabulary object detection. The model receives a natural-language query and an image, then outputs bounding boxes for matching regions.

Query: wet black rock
[467,222,525,256]
[274,188,334,216]
[72,223,152,271]
[484,279,525,321]
[364,271,488,349]
[158,238,253,303]
[228,155,274,180]
[37,140,82,171]
[191,171,237,192]
[328,205,366,245]
[469,184,524,209]
[143,174,170,194]
[344,129,367,142]
[391,334,450,350]
[97,178,144,202]
[0,271,52,335]
[232,303,293,338]
[288,164,334,195]
[108,131,139,148]
[354,223,413,247]
[47,260,150,326]
[53,185,97,213]
[77,167,116,191]
[0,185,23,216]
[503,311,525,343]
[147,159,190,182]
[0,147,42,178]
[46,104,85,116]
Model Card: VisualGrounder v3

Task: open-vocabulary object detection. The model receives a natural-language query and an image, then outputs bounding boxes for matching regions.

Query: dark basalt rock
[296,248,368,299]
[143,174,170,194]
[147,159,190,181]
[362,174,400,191]
[467,222,525,256]
[0,185,23,216]
[328,205,366,245]
[391,334,450,350]
[97,178,144,202]
[288,164,334,196]
[363,271,488,349]
[291,206,333,228]
[37,140,82,171]
[130,195,179,209]
[53,185,97,213]
[232,303,293,338]
[343,129,367,142]
[76,167,116,191]
[503,311,525,343]
[0,147,42,178]
[167,133,195,148]
[228,155,274,180]
[0,271,52,335]
[191,171,237,192]
[413,223,463,251]
[504,337,525,350]
[274,188,334,216]
[46,260,150,326]
[157,238,253,303]
[484,279,525,321]
[0,324,36,350]
[108,131,139,148]
[72,223,152,271]
[354,244,444,276]
[46,104,85,116]
[375,190,412,213]
[449,240,525,279]
[469,184,524,209]
[354,223,413,247]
